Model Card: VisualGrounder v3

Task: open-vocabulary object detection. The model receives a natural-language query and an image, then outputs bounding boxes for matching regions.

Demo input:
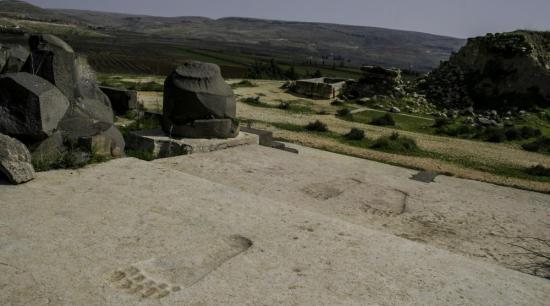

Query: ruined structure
[163,61,239,139]
[292,77,346,99]
[422,31,550,109]
[126,61,257,158]
[0,34,125,171]
[343,65,405,99]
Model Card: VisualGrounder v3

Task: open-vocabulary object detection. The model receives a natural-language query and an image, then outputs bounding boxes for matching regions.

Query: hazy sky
[26,0,550,38]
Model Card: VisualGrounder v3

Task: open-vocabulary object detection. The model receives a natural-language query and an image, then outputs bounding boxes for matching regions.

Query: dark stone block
[240,127,273,146]
[100,86,138,116]
[0,72,69,141]
[167,119,239,139]
[162,61,237,138]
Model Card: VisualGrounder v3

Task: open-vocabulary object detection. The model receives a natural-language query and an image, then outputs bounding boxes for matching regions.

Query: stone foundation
[126,130,258,159]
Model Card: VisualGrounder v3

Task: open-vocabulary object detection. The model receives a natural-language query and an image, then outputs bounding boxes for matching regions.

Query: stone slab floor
[0,145,549,305]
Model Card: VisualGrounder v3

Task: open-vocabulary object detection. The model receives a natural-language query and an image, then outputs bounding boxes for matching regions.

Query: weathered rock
[22,35,77,101]
[126,129,258,159]
[21,35,114,124]
[292,77,346,99]
[1,44,29,74]
[477,117,498,126]
[30,131,66,165]
[0,44,6,73]
[73,57,114,123]
[57,109,124,155]
[99,86,138,116]
[344,66,404,99]
[0,36,124,169]
[422,31,550,109]
[0,72,70,140]
[0,133,34,184]
[389,107,401,113]
[162,61,238,138]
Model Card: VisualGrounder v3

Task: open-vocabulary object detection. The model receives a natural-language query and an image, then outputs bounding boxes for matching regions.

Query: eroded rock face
[0,133,35,184]
[422,31,550,109]
[0,72,70,141]
[163,61,238,139]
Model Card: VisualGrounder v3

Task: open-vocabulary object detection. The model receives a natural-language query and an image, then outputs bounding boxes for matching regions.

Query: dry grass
[233,80,550,193]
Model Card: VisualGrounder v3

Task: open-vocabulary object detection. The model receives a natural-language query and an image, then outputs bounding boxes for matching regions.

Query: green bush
[305,120,329,132]
[520,126,542,139]
[505,127,522,141]
[278,102,290,110]
[337,108,352,117]
[526,164,550,177]
[371,113,396,126]
[344,128,365,140]
[433,117,451,128]
[242,96,261,105]
[483,127,506,143]
[522,137,550,154]
[371,132,419,152]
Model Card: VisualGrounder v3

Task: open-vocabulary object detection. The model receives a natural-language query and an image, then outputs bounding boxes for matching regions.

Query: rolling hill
[0,0,466,73]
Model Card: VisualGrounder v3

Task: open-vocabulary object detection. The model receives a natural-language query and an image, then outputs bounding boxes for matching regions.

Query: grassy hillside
[0,1,465,76]
[55,10,465,71]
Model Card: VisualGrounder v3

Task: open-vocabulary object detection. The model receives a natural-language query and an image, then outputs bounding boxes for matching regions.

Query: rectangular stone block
[126,130,259,159]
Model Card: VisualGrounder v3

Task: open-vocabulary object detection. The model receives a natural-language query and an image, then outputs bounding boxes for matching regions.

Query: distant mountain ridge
[0,0,466,71]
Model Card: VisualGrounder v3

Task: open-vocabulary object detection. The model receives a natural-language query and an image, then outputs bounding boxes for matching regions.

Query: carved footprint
[361,189,409,217]
[108,235,253,299]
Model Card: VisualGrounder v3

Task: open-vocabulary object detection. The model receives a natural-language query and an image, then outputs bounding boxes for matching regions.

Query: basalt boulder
[0,72,69,141]
[0,133,35,184]
[163,61,238,139]
[1,36,124,169]
[0,44,6,73]
[1,44,29,74]
[22,34,77,102]
[22,34,114,122]
[99,86,138,116]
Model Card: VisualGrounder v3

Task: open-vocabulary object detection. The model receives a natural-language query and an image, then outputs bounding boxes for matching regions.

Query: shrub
[371,113,396,126]
[433,117,451,128]
[305,120,328,132]
[344,128,365,140]
[337,108,351,117]
[505,127,522,141]
[242,96,261,104]
[318,110,328,115]
[278,102,290,110]
[520,126,542,139]
[522,137,550,154]
[526,164,550,177]
[371,132,419,152]
[483,127,506,143]
[331,100,344,106]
